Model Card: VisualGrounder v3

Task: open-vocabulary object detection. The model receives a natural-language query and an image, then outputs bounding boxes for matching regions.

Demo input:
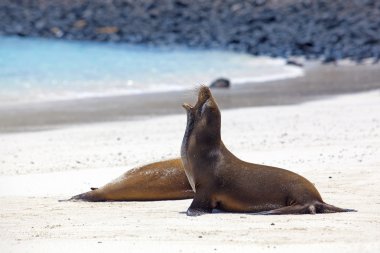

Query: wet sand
[1,63,380,132]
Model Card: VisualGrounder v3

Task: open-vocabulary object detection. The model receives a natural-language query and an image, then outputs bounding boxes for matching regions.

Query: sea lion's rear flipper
[253,204,311,215]
[59,190,105,202]
[316,202,357,213]
[253,202,357,215]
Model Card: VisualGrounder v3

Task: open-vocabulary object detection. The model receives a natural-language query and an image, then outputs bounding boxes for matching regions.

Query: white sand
[1,90,380,252]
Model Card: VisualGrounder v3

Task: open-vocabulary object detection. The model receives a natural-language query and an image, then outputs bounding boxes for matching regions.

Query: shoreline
[0,35,303,107]
[1,63,380,133]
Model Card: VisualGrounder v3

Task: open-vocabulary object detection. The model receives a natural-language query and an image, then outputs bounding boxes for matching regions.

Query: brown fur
[66,158,194,201]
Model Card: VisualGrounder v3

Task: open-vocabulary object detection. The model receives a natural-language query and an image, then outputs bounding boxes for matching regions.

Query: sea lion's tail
[59,188,105,202]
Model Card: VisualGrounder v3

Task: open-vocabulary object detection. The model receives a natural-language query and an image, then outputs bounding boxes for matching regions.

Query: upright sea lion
[181,86,356,216]
[68,158,194,201]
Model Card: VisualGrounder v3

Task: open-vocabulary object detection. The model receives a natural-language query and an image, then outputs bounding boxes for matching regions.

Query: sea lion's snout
[198,85,211,103]
[182,86,212,112]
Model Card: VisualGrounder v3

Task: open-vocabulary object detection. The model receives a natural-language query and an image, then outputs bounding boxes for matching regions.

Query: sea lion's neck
[182,129,223,162]
[181,108,224,168]
[181,111,195,160]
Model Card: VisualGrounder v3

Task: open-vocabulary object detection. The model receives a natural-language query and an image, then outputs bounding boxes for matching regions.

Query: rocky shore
[1,0,379,62]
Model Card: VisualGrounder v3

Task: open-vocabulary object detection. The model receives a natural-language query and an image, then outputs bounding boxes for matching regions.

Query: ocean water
[0,36,303,104]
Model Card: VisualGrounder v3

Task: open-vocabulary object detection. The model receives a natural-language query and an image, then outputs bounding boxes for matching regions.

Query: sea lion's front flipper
[186,192,213,216]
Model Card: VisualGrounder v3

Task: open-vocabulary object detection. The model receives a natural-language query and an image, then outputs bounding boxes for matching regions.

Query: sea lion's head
[182,85,221,145]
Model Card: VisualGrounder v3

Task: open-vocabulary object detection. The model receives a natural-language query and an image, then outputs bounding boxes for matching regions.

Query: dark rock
[286,59,303,67]
[209,78,231,89]
[0,0,379,63]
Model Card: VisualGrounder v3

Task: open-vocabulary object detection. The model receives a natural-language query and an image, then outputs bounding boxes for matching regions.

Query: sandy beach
[1,86,380,252]
[2,1,380,251]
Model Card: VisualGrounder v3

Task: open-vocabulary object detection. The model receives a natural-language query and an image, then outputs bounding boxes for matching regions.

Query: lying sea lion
[68,158,194,201]
[181,86,356,216]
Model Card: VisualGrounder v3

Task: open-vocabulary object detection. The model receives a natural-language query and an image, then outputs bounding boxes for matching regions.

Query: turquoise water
[0,36,302,104]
